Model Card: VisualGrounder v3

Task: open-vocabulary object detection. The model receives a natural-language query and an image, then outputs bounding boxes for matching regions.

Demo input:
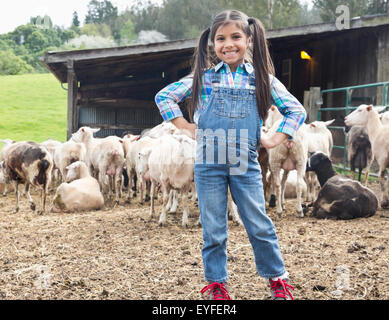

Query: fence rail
[317,81,389,177]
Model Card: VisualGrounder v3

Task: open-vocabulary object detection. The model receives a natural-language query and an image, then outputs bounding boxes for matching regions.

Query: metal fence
[317,81,389,175]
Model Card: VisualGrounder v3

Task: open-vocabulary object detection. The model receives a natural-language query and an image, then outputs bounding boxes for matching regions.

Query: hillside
[0,73,67,144]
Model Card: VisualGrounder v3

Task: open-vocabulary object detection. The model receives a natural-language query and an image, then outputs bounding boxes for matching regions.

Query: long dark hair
[189,10,275,122]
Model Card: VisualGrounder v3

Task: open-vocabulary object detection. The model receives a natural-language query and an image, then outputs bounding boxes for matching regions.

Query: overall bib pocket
[212,89,252,118]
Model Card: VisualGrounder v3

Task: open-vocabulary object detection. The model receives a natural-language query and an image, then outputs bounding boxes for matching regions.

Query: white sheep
[304,119,335,202]
[51,161,104,213]
[40,138,63,188]
[145,134,195,227]
[128,136,160,204]
[345,104,389,208]
[379,110,389,125]
[0,139,16,196]
[54,140,86,182]
[71,127,125,204]
[267,120,308,217]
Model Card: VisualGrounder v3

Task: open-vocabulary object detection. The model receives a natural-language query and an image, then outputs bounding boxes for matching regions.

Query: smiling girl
[155,10,306,300]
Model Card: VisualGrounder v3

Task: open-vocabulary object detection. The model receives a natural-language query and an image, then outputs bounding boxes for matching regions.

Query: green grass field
[0,73,67,146]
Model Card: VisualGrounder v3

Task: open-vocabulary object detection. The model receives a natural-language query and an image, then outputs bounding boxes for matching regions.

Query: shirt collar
[214,61,254,74]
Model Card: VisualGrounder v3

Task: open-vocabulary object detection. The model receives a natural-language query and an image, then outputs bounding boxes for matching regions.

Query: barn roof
[41,13,389,84]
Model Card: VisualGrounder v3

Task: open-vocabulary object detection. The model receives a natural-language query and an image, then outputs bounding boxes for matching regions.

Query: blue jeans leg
[229,162,286,279]
[194,164,229,283]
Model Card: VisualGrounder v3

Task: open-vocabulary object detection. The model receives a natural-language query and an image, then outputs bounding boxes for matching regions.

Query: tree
[85,0,118,25]
[366,0,389,14]
[81,23,112,38]
[72,11,81,27]
[313,0,369,22]
[0,50,34,75]
[85,0,119,39]
[119,20,137,45]
[30,15,53,29]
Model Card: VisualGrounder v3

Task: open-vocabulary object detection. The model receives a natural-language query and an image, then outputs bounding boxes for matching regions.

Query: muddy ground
[0,181,388,300]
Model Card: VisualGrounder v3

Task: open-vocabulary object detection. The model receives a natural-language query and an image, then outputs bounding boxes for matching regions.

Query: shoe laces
[201,282,231,300]
[270,278,294,300]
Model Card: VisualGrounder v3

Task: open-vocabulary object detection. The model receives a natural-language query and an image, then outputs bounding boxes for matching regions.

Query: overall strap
[210,68,222,85]
[248,72,256,88]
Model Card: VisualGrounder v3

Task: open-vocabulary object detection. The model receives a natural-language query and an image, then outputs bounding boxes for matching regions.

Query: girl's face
[214,22,249,72]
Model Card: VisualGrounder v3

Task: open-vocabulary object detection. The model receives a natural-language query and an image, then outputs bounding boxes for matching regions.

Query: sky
[0,0,156,34]
[0,0,313,35]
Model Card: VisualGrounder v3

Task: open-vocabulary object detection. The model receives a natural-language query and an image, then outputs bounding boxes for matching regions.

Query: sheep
[71,127,125,204]
[267,119,309,217]
[141,121,181,139]
[283,169,308,199]
[379,110,389,125]
[0,139,16,196]
[306,151,378,219]
[140,133,195,227]
[51,161,104,213]
[304,119,335,202]
[53,140,86,182]
[263,105,283,132]
[127,136,160,204]
[0,141,53,214]
[345,104,389,208]
[346,126,373,185]
[40,138,62,188]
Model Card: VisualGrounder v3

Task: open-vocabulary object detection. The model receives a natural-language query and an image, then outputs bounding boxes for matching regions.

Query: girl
[155,10,306,300]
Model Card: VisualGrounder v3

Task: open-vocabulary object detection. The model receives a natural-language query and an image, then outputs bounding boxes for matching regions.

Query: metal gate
[317,81,389,174]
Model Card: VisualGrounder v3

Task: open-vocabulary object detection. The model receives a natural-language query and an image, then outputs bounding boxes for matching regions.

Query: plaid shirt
[155,61,306,139]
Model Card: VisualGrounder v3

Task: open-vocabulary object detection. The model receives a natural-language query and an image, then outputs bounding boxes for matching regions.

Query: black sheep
[306,152,378,220]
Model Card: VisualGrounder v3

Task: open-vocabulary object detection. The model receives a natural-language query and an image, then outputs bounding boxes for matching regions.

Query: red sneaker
[200,282,231,300]
[269,278,294,300]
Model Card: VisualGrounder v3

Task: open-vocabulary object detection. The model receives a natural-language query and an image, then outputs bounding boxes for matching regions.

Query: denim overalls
[194,68,286,283]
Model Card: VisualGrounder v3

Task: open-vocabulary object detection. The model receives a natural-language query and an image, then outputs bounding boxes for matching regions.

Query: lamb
[267,119,308,217]
[140,133,195,227]
[306,151,378,219]
[51,161,104,213]
[71,127,125,204]
[346,126,373,185]
[345,104,389,208]
[0,141,53,214]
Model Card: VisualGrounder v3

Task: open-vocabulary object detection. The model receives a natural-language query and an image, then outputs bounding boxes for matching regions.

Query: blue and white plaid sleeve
[155,75,193,121]
[270,75,306,139]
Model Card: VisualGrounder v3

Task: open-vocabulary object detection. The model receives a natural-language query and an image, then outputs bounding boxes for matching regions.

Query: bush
[0,50,34,75]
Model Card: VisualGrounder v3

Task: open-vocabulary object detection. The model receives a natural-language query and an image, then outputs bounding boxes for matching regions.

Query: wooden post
[308,87,321,122]
[377,29,389,105]
[66,59,78,140]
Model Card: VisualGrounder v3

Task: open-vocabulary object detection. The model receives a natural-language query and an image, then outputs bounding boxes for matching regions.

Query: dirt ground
[0,181,388,300]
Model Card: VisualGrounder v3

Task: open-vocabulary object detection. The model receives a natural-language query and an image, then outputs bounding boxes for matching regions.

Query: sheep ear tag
[367,105,373,111]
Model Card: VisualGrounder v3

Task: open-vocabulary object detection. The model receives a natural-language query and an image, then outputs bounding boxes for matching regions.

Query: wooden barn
[42,13,389,157]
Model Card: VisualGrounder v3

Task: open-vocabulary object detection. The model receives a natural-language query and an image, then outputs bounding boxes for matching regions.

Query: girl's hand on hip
[182,123,197,140]
[261,132,291,149]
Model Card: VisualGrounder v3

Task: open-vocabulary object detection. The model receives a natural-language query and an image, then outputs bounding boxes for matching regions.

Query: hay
[0,181,388,300]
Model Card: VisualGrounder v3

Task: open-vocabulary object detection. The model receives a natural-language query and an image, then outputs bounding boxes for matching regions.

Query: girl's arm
[262,75,306,148]
[155,75,196,138]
